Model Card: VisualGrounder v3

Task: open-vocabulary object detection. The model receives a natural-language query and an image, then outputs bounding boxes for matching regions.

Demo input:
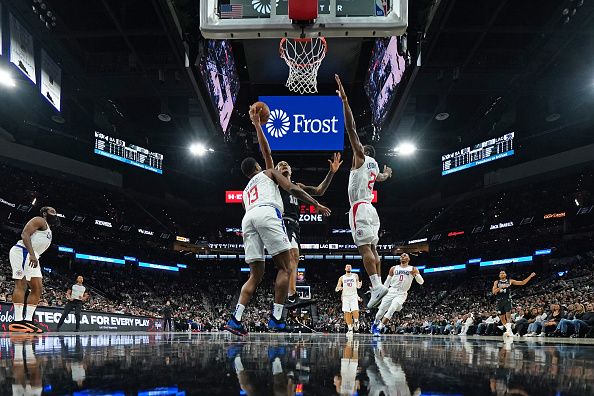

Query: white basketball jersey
[348,155,379,206]
[389,265,414,293]
[17,224,52,256]
[243,172,284,213]
[341,273,358,297]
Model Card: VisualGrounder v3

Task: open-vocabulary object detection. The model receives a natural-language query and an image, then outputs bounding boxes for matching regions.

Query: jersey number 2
[248,186,259,204]
[368,172,377,191]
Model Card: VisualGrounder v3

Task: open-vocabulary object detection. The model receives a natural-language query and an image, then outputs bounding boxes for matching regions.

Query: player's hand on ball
[249,105,261,126]
[316,204,331,216]
[29,256,39,268]
[329,153,343,173]
[335,74,348,102]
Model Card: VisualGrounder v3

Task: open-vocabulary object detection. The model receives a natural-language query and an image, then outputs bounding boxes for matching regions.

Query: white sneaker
[347,329,354,337]
[503,331,514,338]
[353,322,360,332]
[367,285,389,309]
[537,332,545,337]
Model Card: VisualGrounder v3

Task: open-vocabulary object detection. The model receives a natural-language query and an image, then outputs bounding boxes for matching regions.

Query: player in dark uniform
[492,270,536,337]
[250,105,343,308]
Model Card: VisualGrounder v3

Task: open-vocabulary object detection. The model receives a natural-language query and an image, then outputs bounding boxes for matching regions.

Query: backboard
[200,0,408,39]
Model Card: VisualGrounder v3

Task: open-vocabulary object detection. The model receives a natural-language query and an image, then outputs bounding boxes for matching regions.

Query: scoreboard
[94,132,163,174]
[442,132,514,176]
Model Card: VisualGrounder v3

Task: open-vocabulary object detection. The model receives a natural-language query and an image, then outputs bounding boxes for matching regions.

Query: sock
[13,343,23,363]
[354,319,359,324]
[348,324,353,330]
[378,322,385,330]
[370,274,381,289]
[273,303,284,321]
[25,305,37,321]
[234,304,245,321]
[505,323,512,332]
[13,303,24,322]
[233,356,244,373]
[272,358,283,375]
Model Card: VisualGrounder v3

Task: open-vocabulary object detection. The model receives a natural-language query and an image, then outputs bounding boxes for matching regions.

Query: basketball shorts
[342,294,360,312]
[10,245,42,281]
[12,385,43,396]
[242,205,291,264]
[340,358,358,394]
[377,289,407,316]
[284,218,301,250]
[349,201,380,246]
[496,299,512,315]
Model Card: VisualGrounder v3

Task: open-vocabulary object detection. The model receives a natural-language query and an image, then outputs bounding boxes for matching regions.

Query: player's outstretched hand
[530,272,536,277]
[412,267,420,276]
[29,256,39,268]
[249,105,261,126]
[335,74,348,102]
[316,204,331,216]
[383,165,393,178]
[329,152,343,173]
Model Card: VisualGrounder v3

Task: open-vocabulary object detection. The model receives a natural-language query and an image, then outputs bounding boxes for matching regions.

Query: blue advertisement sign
[259,96,345,151]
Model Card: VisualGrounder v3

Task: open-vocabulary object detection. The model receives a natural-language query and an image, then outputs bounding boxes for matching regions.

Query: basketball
[252,101,270,125]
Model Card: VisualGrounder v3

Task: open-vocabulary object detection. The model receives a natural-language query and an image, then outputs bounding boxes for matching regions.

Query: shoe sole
[9,324,36,333]
[286,300,314,310]
[224,325,247,337]
[367,288,389,309]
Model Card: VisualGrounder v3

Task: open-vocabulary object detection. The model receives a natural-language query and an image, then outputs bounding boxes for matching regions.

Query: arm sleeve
[383,275,392,288]
[414,274,424,285]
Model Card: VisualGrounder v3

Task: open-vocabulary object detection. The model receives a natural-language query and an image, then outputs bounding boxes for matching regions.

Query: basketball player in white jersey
[334,338,360,396]
[250,105,343,308]
[336,75,393,309]
[225,158,331,336]
[371,253,424,336]
[335,264,362,334]
[9,207,59,333]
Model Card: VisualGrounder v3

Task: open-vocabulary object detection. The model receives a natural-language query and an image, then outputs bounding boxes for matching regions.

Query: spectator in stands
[543,304,565,336]
[163,300,173,331]
[525,307,547,337]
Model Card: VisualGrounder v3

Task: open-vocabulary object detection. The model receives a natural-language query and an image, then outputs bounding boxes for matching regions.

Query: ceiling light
[545,113,561,122]
[189,143,213,156]
[0,69,16,88]
[575,198,580,207]
[393,142,417,156]
[435,112,450,121]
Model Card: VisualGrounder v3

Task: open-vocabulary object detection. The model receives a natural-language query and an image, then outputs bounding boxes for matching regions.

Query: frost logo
[266,109,291,138]
[252,0,278,14]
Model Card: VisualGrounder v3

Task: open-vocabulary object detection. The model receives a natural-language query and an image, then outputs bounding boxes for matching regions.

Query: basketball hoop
[280,37,327,94]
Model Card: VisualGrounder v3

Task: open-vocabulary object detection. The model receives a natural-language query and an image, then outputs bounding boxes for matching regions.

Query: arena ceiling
[1,0,594,204]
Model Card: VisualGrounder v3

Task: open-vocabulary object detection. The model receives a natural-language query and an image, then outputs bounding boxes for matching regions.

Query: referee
[56,276,88,332]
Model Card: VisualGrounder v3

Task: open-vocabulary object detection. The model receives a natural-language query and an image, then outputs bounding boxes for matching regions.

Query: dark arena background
[1,0,594,395]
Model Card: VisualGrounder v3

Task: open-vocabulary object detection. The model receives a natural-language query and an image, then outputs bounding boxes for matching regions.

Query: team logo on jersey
[266,109,291,138]
[15,270,23,278]
[356,229,363,237]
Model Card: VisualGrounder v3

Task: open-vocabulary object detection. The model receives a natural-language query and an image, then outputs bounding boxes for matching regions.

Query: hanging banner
[40,50,62,111]
[9,14,36,83]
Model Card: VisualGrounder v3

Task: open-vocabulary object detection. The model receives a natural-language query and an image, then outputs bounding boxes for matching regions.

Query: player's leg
[503,307,513,336]
[344,311,353,333]
[380,294,406,329]
[9,247,33,332]
[371,246,381,280]
[286,247,300,305]
[361,244,388,309]
[269,250,292,330]
[226,261,264,336]
[352,310,360,332]
[25,277,42,323]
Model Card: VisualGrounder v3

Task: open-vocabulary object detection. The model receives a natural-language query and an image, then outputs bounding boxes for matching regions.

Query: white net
[280,37,327,94]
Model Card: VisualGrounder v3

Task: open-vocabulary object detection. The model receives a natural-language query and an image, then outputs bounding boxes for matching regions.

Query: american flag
[220,4,243,19]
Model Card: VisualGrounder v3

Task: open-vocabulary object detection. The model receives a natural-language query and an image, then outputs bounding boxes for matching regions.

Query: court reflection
[0,334,592,395]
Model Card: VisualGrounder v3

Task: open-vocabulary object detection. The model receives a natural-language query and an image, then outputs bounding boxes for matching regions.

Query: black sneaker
[285,295,315,309]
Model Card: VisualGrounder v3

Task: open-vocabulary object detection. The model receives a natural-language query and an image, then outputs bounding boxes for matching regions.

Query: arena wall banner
[0,303,162,332]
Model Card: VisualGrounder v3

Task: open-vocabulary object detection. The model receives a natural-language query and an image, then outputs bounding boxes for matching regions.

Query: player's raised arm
[383,266,395,288]
[268,169,331,216]
[356,274,362,289]
[335,75,364,168]
[298,153,343,196]
[511,272,536,286]
[412,267,424,285]
[335,276,343,292]
[250,105,274,170]
[376,165,393,182]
